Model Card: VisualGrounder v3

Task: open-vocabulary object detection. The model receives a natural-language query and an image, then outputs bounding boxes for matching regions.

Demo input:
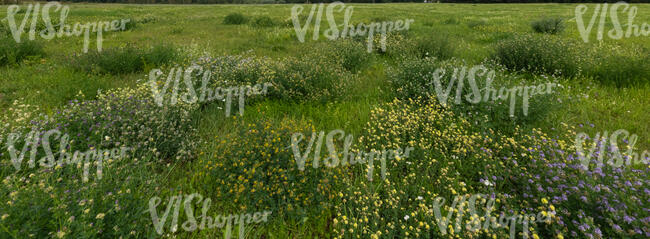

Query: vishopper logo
[575,129,649,169]
[291,1,414,52]
[3,128,131,182]
[148,193,272,238]
[427,65,556,117]
[431,194,553,239]
[575,2,649,43]
[290,129,414,181]
[4,1,131,53]
[148,66,272,117]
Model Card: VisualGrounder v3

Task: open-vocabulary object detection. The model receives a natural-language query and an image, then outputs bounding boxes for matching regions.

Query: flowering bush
[191,53,353,103]
[507,124,650,238]
[0,82,197,237]
[493,34,585,77]
[531,17,565,35]
[388,57,562,133]
[271,55,353,102]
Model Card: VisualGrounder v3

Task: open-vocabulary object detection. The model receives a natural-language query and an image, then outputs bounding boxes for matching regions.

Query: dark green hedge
[56,0,650,4]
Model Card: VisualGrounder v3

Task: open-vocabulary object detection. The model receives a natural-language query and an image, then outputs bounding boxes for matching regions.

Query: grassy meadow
[0,2,649,239]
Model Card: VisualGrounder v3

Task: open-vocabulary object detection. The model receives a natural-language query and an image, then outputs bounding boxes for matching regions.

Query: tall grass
[0,37,45,66]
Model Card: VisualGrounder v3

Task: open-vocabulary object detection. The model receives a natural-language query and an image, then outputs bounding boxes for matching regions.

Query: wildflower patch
[291,129,414,181]
[4,128,130,181]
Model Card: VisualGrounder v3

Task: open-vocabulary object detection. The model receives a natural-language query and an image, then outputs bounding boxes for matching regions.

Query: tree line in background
[56,0,650,3]
[2,0,647,5]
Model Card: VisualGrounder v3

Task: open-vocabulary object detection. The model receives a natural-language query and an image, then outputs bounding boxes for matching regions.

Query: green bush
[493,34,583,77]
[414,34,455,60]
[305,40,371,73]
[223,13,248,25]
[370,32,415,59]
[387,57,446,100]
[251,16,277,28]
[0,37,45,66]
[70,44,178,75]
[192,53,353,103]
[121,19,137,31]
[531,17,565,34]
[333,40,372,73]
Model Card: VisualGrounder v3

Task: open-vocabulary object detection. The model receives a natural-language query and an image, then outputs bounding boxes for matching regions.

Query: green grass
[0,3,648,239]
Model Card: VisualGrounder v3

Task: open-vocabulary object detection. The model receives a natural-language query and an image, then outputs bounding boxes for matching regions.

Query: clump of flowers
[507,123,650,238]
[332,98,556,238]
[192,53,354,103]
[192,116,346,223]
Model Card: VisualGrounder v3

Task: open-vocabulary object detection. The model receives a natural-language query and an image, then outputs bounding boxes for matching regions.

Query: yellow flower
[56,231,66,238]
[1,214,8,220]
[541,198,548,204]
[550,205,555,211]
[533,234,540,239]
[96,213,105,219]
[557,234,564,239]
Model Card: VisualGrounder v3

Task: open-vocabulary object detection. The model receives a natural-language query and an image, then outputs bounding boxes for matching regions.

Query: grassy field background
[0,2,649,239]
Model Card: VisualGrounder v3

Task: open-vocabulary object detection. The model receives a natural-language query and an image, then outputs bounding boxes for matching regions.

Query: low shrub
[70,44,178,75]
[223,13,248,25]
[304,40,371,73]
[493,34,584,77]
[193,55,275,86]
[414,34,455,60]
[251,16,277,28]
[388,58,561,133]
[370,32,415,59]
[189,53,353,103]
[120,19,137,31]
[135,15,158,25]
[333,40,372,73]
[271,55,353,102]
[387,57,446,100]
[0,37,45,66]
[531,17,565,34]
